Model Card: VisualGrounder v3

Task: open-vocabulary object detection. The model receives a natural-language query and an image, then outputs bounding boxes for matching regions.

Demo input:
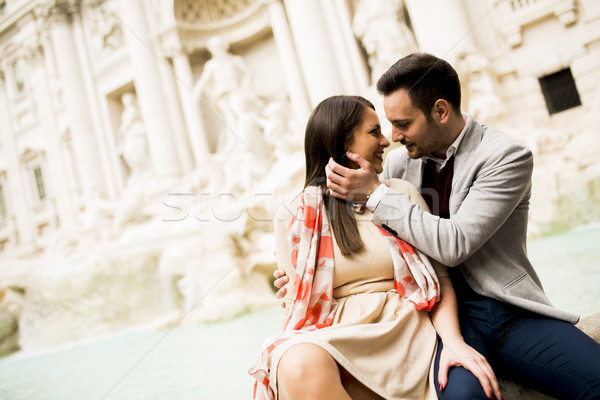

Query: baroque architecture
[0,0,599,352]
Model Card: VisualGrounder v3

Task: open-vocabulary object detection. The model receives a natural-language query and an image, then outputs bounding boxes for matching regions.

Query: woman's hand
[438,339,502,400]
[273,269,289,307]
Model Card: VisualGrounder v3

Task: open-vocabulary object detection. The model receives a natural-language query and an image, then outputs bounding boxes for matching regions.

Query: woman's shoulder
[382,178,420,195]
[381,178,429,212]
[274,195,302,228]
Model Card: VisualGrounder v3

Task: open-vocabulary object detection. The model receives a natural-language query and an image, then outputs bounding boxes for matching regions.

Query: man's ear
[432,99,451,124]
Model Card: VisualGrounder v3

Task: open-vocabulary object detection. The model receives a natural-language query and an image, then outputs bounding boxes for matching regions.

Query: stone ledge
[498,312,600,399]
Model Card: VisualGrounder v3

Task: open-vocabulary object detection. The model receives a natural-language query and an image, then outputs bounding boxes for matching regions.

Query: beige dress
[269,179,448,399]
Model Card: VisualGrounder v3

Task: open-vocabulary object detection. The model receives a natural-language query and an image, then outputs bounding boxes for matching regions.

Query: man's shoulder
[466,121,532,161]
[462,122,534,174]
[478,122,530,151]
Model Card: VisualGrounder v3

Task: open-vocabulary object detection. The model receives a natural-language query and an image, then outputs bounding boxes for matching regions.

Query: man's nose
[391,130,404,143]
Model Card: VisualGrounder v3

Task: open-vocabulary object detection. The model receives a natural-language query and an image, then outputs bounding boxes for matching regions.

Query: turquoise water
[0,225,598,400]
[0,307,283,400]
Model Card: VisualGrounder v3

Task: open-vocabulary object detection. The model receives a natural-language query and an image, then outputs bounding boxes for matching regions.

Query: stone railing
[498,0,577,47]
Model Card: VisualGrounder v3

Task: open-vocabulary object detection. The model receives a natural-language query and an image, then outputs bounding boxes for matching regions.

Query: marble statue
[260,100,301,160]
[455,47,505,124]
[43,187,116,259]
[352,0,418,84]
[87,1,124,53]
[193,36,264,153]
[117,92,152,181]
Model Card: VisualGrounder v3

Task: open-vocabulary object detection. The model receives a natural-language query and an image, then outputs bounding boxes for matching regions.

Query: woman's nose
[380,134,390,148]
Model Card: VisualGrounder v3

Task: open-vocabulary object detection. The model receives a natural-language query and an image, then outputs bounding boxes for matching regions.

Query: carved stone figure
[43,187,115,258]
[260,100,301,160]
[193,36,263,153]
[117,92,152,181]
[352,0,418,84]
[455,48,505,124]
[87,1,124,53]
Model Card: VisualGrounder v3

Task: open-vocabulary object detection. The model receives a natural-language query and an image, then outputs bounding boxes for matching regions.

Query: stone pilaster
[36,0,106,196]
[118,0,181,178]
[169,44,211,166]
[263,0,311,120]
[405,0,475,61]
[282,0,346,106]
[0,73,35,246]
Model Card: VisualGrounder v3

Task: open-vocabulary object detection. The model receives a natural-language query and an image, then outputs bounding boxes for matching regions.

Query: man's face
[383,89,447,159]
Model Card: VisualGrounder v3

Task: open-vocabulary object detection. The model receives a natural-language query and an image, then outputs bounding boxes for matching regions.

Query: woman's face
[345,107,390,174]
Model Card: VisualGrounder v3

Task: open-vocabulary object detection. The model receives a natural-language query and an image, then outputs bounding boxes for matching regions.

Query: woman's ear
[432,99,451,124]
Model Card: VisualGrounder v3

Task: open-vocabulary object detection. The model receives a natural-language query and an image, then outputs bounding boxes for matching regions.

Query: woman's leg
[339,366,386,400]
[277,343,351,400]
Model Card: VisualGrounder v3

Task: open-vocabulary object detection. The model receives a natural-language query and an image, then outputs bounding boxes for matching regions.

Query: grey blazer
[373,115,578,323]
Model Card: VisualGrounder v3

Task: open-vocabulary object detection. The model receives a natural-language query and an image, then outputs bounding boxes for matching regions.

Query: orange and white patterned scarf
[249,185,440,399]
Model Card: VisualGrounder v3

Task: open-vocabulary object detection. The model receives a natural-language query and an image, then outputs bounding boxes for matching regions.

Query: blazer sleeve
[374,142,533,267]
[384,179,449,278]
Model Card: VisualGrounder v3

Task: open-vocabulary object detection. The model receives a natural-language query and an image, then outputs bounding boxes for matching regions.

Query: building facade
[0,0,599,274]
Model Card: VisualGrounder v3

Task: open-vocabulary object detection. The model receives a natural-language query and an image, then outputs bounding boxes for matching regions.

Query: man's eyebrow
[390,118,411,124]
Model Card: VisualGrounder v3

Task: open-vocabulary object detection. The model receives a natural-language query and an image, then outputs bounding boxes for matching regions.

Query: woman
[249,96,501,400]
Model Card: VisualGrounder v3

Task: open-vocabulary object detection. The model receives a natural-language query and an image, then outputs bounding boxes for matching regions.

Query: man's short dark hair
[376,53,462,118]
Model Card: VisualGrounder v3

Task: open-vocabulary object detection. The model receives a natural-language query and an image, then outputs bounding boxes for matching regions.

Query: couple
[250,53,600,399]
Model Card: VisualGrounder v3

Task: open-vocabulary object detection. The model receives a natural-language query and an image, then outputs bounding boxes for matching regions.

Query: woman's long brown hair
[303,95,374,256]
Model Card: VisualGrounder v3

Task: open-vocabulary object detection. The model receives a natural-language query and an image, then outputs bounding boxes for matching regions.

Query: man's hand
[273,269,289,307]
[326,152,381,203]
[438,339,502,400]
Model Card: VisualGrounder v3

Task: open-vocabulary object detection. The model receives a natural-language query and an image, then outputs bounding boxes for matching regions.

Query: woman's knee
[278,343,339,386]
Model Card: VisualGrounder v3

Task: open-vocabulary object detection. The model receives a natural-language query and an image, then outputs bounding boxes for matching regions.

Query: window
[33,166,46,201]
[12,60,24,93]
[538,68,581,115]
[0,183,6,218]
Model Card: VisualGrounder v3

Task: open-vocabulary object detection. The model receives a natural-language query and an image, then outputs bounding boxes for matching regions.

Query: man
[275,53,600,399]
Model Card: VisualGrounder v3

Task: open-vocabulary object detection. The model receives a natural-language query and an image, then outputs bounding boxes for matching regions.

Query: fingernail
[438,383,443,391]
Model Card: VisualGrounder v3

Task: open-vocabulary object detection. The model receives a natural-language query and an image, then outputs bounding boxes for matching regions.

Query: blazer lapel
[405,158,425,190]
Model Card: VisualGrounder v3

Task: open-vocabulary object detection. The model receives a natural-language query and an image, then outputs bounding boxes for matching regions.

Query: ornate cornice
[36,0,82,25]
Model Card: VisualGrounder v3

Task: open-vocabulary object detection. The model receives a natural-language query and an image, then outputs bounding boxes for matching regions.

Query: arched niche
[160,0,270,53]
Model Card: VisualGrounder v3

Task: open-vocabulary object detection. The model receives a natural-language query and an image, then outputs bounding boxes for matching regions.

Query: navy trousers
[433,297,600,400]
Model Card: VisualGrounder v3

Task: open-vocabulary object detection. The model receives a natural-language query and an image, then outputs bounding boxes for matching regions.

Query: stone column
[405,0,475,60]
[25,38,76,227]
[42,3,106,196]
[119,0,181,177]
[264,0,311,120]
[171,45,211,166]
[282,0,345,106]
[0,72,35,245]
[330,0,370,93]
